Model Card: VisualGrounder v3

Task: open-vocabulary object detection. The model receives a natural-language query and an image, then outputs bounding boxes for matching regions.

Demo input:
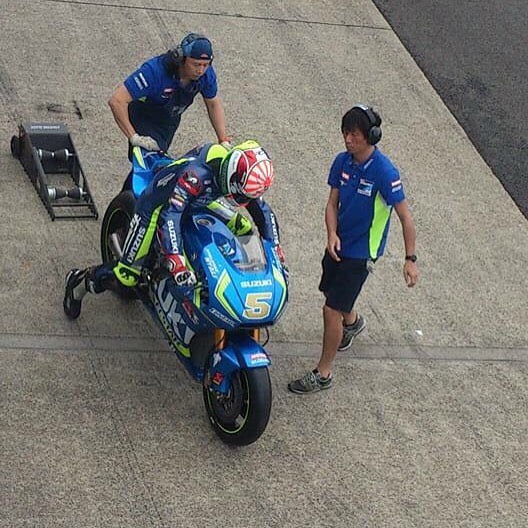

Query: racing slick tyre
[203,363,272,446]
[10,135,20,158]
[100,190,137,300]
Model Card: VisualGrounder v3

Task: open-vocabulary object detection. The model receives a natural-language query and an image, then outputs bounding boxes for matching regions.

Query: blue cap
[182,34,213,60]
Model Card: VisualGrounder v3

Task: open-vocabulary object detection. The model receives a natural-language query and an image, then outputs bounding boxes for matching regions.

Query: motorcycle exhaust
[109,233,124,259]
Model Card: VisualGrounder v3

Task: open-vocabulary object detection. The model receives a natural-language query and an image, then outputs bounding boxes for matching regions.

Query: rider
[63,140,285,319]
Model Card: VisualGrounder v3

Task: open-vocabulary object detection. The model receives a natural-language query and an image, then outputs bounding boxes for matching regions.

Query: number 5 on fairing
[244,292,272,319]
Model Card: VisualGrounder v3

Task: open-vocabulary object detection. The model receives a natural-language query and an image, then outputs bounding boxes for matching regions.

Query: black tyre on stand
[100,190,137,300]
[10,135,20,158]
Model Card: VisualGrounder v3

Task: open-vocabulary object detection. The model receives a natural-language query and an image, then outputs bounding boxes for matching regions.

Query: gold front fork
[214,329,226,350]
[214,328,260,350]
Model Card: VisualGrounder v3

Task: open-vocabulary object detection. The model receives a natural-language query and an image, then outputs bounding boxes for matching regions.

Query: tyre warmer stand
[10,122,98,220]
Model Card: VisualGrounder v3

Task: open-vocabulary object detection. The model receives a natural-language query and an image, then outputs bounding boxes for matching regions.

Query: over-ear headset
[353,104,382,145]
[170,33,213,64]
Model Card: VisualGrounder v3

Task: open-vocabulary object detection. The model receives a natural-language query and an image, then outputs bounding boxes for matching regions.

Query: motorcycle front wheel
[203,365,272,446]
[100,190,137,300]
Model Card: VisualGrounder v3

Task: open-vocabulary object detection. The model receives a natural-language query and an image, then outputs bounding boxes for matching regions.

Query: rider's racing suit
[89,141,282,293]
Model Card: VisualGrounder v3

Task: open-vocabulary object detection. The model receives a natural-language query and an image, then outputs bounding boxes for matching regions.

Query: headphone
[170,33,213,64]
[353,104,382,145]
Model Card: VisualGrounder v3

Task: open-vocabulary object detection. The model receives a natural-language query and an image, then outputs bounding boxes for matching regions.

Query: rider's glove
[130,133,161,152]
[227,212,253,236]
[162,254,197,288]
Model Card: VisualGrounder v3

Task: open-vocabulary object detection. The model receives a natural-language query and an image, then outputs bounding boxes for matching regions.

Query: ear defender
[170,33,213,64]
[353,104,382,145]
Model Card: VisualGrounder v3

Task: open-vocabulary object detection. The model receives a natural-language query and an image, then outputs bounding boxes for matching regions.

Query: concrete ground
[0,1,527,527]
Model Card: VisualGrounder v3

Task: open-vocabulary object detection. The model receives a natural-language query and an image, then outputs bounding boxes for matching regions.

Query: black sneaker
[338,314,366,351]
[288,370,333,394]
[63,269,86,320]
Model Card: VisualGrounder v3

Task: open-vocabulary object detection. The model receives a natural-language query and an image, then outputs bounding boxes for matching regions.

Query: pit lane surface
[1,1,527,526]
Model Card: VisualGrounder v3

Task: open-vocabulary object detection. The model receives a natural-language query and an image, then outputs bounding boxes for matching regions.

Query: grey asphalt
[374,0,528,218]
[1,1,527,527]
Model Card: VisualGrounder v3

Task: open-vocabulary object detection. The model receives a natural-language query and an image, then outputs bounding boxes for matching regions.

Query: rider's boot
[64,264,117,319]
[63,268,89,319]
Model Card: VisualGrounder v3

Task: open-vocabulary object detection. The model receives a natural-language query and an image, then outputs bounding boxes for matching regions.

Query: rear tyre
[10,135,20,158]
[100,190,137,300]
[203,364,272,446]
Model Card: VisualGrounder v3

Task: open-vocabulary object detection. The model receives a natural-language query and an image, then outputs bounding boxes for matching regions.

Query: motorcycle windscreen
[212,231,266,272]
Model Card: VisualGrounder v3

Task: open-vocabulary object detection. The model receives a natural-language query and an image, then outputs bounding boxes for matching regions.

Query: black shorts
[318,251,370,313]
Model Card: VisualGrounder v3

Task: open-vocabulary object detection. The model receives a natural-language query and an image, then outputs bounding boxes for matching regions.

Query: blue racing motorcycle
[100,148,288,445]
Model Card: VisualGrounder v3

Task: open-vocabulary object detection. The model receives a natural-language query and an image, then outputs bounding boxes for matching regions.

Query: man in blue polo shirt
[288,104,419,394]
[108,33,230,175]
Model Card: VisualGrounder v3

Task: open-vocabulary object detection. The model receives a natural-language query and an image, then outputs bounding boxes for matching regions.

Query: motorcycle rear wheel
[100,190,137,300]
[203,365,272,446]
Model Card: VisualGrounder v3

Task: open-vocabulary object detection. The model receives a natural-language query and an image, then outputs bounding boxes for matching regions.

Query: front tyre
[203,366,272,446]
[100,190,137,300]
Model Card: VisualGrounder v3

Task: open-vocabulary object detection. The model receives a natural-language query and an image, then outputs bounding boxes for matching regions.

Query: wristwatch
[405,254,417,262]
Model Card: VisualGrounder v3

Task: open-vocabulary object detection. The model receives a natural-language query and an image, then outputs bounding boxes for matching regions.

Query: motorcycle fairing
[130,147,175,197]
[183,214,288,328]
[207,334,271,394]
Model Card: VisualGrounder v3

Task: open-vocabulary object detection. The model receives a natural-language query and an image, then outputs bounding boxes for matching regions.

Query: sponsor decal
[182,298,199,325]
[150,280,195,346]
[157,172,176,188]
[138,72,148,88]
[249,352,268,363]
[162,87,174,99]
[209,307,236,327]
[204,253,219,278]
[357,178,374,197]
[391,179,402,193]
[170,192,186,210]
[31,124,60,130]
[124,219,146,264]
[341,171,350,181]
[133,75,143,90]
[240,279,272,288]
[166,219,179,252]
[212,352,222,367]
[270,211,280,245]
[212,372,224,385]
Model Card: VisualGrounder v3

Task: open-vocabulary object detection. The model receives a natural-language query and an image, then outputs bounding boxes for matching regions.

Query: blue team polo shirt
[124,54,218,150]
[328,148,405,259]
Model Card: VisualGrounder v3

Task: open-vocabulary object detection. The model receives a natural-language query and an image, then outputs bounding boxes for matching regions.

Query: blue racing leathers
[92,144,280,291]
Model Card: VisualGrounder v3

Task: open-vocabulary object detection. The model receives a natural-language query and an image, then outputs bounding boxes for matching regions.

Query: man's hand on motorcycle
[162,254,197,288]
[219,137,233,150]
[130,133,161,151]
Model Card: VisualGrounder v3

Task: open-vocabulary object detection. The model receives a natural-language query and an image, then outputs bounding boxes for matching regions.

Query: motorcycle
[100,147,289,445]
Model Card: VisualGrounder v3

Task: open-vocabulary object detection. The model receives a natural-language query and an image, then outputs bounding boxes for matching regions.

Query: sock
[345,315,359,329]
[313,369,331,381]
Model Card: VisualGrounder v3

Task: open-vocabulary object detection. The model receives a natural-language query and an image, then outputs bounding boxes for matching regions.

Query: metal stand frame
[10,122,98,220]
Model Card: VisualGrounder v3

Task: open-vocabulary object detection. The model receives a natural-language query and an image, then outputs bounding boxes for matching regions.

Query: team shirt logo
[391,179,402,192]
[357,178,374,197]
